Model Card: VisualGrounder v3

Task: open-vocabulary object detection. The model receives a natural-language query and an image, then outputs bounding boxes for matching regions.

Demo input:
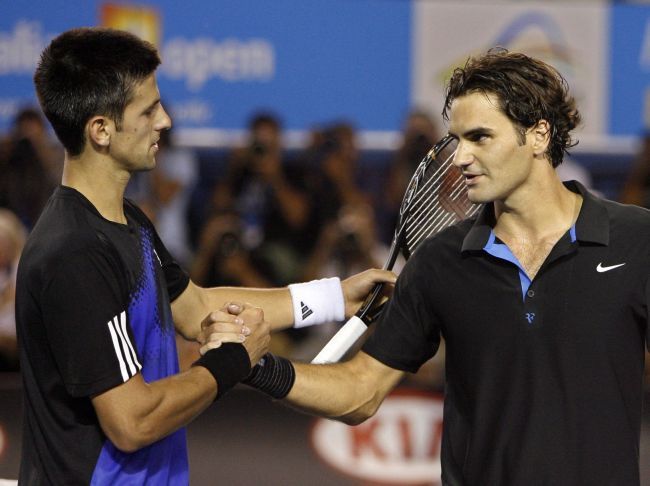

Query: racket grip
[311,316,368,364]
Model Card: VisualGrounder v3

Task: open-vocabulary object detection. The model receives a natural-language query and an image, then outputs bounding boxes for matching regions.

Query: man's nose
[452,141,472,169]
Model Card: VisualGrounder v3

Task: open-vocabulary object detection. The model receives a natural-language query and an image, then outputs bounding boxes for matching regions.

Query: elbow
[338,408,377,425]
[337,395,382,426]
[110,436,143,454]
[103,419,158,453]
[340,413,371,426]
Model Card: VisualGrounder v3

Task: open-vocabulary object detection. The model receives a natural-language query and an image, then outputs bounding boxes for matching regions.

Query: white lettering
[161,37,275,91]
[170,100,213,124]
[0,20,54,75]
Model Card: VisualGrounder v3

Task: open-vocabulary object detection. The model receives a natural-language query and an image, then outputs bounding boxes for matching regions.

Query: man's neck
[493,169,582,243]
[61,152,131,224]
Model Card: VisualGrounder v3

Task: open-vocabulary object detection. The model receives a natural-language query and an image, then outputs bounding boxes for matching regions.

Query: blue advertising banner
[610,5,650,136]
[0,0,411,143]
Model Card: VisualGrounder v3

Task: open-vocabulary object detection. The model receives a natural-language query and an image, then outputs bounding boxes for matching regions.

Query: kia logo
[311,389,443,485]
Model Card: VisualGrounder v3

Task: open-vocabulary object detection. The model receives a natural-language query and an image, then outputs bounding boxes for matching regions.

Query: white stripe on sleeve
[112,314,138,376]
[107,318,129,382]
[118,311,142,370]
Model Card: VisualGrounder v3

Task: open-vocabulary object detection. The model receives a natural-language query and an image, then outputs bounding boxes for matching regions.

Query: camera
[215,231,242,258]
[250,141,268,157]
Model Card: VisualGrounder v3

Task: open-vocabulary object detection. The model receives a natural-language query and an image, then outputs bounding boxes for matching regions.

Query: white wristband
[288,277,345,328]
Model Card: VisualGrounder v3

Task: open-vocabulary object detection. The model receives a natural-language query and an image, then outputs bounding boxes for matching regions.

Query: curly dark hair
[442,48,581,167]
[34,27,161,157]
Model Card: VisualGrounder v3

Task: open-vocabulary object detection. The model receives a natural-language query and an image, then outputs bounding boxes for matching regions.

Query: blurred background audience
[0,104,647,382]
[0,209,27,371]
[620,132,650,208]
[0,108,63,229]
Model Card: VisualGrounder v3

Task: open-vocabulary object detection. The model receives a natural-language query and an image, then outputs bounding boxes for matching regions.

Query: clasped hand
[197,302,270,364]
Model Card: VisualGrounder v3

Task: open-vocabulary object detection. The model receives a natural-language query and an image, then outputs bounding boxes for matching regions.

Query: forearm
[94,366,217,452]
[173,282,294,340]
[201,286,294,332]
[248,352,404,426]
[96,341,253,452]
[286,361,381,424]
[132,367,217,443]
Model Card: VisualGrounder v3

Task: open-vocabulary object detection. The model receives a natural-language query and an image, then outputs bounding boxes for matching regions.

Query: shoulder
[413,216,475,256]
[603,198,650,221]
[21,203,119,284]
[402,216,476,282]
[600,197,650,236]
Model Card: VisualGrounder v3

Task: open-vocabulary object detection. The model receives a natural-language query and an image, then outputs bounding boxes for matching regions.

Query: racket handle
[311,316,368,364]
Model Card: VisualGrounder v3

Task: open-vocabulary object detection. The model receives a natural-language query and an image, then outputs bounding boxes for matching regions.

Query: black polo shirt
[363,181,650,485]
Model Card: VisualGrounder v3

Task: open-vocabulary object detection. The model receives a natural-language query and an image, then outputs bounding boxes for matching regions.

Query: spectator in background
[0,107,63,228]
[380,110,442,243]
[0,209,27,371]
[302,203,387,282]
[145,127,198,266]
[620,132,650,208]
[208,112,311,285]
[303,123,372,240]
[191,212,272,289]
[292,203,391,360]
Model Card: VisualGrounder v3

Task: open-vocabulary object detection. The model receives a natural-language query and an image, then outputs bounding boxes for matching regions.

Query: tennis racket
[311,134,479,364]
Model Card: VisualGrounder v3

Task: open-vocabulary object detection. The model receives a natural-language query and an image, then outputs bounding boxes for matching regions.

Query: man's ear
[86,115,113,149]
[531,119,551,157]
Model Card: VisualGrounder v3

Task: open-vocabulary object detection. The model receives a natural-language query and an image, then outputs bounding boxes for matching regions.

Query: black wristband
[242,353,295,399]
[192,343,251,399]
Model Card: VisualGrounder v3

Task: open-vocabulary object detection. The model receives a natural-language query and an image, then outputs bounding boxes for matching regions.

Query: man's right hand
[199,302,270,364]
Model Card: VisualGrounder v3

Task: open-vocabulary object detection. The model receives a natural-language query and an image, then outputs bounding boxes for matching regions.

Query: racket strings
[403,153,478,253]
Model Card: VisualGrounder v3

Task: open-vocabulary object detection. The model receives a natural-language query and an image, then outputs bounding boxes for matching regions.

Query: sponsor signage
[411,2,609,149]
[310,389,444,485]
[0,0,411,143]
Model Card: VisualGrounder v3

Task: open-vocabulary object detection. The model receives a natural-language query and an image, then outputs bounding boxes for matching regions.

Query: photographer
[191,212,271,288]
[381,109,441,243]
[302,203,389,282]
[208,112,311,285]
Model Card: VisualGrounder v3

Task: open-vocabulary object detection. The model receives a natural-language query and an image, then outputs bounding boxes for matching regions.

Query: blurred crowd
[1,105,649,389]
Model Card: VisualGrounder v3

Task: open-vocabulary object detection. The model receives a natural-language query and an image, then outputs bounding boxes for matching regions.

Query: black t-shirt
[16,186,190,485]
[363,182,650,485]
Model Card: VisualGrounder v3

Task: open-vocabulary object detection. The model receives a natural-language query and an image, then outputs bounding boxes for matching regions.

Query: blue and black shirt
[16,186,191,485]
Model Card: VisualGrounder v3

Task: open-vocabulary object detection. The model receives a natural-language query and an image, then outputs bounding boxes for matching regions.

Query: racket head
[356,134,478,319]
[397,134,479,259]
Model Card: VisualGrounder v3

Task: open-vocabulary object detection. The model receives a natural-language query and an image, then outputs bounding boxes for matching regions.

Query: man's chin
[132,159,156,173]
[467,190,487,205]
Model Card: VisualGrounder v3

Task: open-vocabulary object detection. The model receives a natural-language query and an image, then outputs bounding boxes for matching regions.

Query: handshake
[193,302,272,400]
[196,302,270,365]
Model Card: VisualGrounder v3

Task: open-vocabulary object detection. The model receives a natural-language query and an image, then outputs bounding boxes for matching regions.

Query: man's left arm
[171,269,395,341]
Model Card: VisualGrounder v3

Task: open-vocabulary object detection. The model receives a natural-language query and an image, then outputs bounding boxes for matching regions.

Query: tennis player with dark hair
[16,27,394,485]
[245,49,650,485]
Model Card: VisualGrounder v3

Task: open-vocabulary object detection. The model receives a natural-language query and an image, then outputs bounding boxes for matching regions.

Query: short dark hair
[34,27,161,156]
[249,112,281,132]
[443,48,581,167]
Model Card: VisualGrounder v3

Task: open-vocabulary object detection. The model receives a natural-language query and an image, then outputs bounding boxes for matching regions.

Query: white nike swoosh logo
[596,262,626,273]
